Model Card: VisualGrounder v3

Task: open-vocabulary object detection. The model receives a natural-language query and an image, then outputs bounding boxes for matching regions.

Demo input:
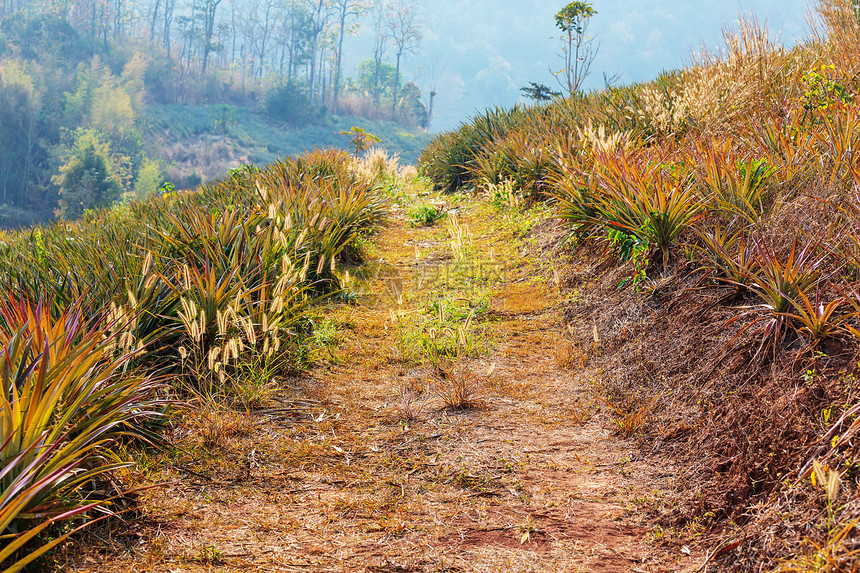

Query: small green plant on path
[408,204,446,227]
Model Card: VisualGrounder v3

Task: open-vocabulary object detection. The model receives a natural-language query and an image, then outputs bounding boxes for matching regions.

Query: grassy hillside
[0,11,431,229]
[144,104,432,189]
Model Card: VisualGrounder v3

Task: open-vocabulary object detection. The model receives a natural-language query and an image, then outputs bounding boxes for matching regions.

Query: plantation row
[424,98,860,356]
[418,1,860,568]
[420,9,860,361]
[0,148,395,571]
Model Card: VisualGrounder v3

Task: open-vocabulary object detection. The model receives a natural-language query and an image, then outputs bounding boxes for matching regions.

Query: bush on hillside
[266,82,314,128]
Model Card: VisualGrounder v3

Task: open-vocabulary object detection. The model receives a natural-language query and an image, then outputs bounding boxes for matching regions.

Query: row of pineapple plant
[421,0,860,358]
[0,148,393,570]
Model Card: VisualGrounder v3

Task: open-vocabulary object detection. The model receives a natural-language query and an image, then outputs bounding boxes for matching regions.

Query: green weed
[408,204,447,227]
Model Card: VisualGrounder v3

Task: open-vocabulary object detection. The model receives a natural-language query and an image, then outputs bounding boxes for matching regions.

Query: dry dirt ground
[57,196,705,572]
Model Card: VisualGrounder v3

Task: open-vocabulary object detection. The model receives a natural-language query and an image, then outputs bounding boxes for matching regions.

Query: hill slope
[144,104,432,190]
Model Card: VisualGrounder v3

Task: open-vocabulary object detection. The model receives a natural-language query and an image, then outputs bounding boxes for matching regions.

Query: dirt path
[63,195,701,572]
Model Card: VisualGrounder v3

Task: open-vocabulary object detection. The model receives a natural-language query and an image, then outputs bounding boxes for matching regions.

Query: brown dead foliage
[553,214,860,570]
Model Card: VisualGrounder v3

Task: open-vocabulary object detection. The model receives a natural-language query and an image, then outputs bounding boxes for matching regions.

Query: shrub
[591,152,705,270]
[408,204,446,227]
[265,81,313,127]
[418,106,525,193]
[470,129,552,198]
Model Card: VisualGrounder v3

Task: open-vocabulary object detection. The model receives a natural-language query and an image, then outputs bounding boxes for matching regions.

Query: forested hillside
[0,1,430,227]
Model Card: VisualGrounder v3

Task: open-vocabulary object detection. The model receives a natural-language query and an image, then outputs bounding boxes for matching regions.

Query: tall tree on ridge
[553,1,597,96]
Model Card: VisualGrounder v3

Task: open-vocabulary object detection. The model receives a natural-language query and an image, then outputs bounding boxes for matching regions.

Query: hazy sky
[366,0,810,132]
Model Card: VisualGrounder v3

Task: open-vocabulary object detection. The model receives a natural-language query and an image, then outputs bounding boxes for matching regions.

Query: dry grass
[553,338,587,369]
[429,364,485,410]
[192,404,257,449]
[590,378,657,439]
[396,378,426,420]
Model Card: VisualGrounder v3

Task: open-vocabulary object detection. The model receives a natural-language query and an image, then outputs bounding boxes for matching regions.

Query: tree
[331,0,366,112]
[55,130,122,219]
[420,60,443,131]
[386,0,420,114]
[350,58,396,103]
[299,0,334,113]
[0,63,43,208]
[210,103,237,134]
[265,80,312,126]
[197,0,224,73]
[109,0,132,40]
[272,2,312,82]
[396,80,425,127]
[161,0,178,79]
[149,0,162,44]
[521,82,560,102]
[132,157,166,200]
[248,0,280,77]
[368,0,386,106]
[337,126,380,155]
[553,1,597,96]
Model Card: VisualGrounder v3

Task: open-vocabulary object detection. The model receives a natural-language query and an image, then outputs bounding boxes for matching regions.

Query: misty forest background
[0,0,807,227]
[0,0,435,227]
